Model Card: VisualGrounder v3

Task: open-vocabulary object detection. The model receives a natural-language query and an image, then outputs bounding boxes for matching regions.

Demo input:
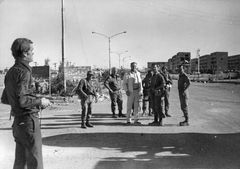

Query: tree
[44,58,50,66]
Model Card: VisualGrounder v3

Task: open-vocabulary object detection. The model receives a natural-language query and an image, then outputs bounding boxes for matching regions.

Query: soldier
[178,64,191,126]
[74,71,98,129]
[1,38,51,169]
[149,64,166,126]
[142,70,153,116]
[123,62,143,125]
[104,67,126,118]
[161,66,173,117]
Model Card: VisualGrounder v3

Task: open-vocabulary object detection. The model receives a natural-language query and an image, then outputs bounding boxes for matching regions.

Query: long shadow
[43,132,240,169]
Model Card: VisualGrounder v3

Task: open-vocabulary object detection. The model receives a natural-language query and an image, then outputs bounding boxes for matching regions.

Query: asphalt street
[0,81,240,169]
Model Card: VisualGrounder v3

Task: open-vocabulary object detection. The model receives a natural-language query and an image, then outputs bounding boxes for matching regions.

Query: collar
[130,70,137,74]
[15,58,32,72]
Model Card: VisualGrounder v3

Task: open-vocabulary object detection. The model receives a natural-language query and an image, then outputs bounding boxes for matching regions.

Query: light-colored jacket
[123,70,143,94]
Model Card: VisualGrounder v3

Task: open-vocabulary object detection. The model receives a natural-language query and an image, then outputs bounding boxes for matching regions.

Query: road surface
[0,81,240,169]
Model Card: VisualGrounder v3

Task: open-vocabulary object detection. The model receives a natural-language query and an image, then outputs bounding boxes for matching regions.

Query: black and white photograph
[0,0,240,169]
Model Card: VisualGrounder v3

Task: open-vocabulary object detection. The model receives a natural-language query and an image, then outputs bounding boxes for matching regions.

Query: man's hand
[41,98,51,109]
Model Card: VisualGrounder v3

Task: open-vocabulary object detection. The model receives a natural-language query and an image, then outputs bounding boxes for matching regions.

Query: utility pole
[61,0,66,93]
[197,49,200,74]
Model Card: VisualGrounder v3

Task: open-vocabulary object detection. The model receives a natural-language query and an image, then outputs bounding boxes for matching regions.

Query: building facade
[168,52,191,74]
[147,62,168,70]
[228,54,240,72]
[190,58,198,73]
[191,52,228,74]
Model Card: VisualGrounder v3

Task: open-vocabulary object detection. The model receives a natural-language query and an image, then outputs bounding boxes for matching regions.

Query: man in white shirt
[123,62,143,125]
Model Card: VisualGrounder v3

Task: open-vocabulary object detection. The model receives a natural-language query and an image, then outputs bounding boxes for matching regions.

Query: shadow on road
[43,132,240,169]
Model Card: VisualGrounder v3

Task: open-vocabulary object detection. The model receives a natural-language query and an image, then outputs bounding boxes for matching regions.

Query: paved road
[1,81,240,169]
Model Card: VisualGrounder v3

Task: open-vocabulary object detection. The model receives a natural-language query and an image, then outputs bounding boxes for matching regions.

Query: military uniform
[1,59,43,169]
[142,74,152,115]
[77,77,96,128]
[149,72,166,126]
[178,72,190,125]
[104,74,124,117]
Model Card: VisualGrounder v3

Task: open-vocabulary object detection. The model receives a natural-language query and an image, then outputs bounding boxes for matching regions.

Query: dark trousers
[12,114,43,169]
[81,96,93,122]
[142,90,152,113]
[163,89,170,114]
[109,90,123,115]
[153,95,164,122]
[179,91,189,117]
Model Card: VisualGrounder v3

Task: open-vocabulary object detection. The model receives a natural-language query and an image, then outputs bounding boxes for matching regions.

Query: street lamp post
[92,31,127,72]
[111,50,128,69]
[122,56,131,68]
[197,49,200,74]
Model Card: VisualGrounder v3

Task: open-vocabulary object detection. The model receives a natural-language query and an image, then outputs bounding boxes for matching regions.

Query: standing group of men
[103,61,190,127]
[1,38,191,169]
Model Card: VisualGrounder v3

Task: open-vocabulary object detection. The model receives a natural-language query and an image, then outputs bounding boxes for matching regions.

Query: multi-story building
[199,54,211,73]
[209,52,228,74]
[190,58,198,73]
[168,52,191,74]
[147,62,168,70]
[228,54,240,71]
[195,52,228,74]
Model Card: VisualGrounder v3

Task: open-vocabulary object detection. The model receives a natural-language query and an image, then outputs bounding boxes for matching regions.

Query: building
[210,52,228,74]
[147,62,168,70]
[65,66,91,81]
[196,52,228,74]
[190,58,198,73]
[168,52,191,74]
[199,54,211,73]
[228,54,240,72]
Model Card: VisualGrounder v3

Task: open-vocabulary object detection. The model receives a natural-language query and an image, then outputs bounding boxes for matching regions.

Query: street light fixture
[122,56,131,69]
[92,31,127,72]
[111,50,128,69]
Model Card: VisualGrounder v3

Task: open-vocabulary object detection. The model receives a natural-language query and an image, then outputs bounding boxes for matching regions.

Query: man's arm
[1,88,9,105]
[184,75,190,90]
[104,76,113,93]
[17,72,42,108]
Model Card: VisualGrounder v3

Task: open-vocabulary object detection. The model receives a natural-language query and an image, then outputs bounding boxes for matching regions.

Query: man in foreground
[1,38,51,169]
[75,71,98,129]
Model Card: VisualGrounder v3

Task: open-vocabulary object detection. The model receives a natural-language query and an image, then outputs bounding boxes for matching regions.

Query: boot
[112,111,117,118]
[81,121,87,129]
[149,115,159,126]
[159,118,163,126]
[86,121,94,127]
[179,116,189,126]
[118,110,126,117]
[165,111,171,117]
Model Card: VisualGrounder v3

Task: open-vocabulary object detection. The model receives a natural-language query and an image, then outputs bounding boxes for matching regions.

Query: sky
[0,0,240,69]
